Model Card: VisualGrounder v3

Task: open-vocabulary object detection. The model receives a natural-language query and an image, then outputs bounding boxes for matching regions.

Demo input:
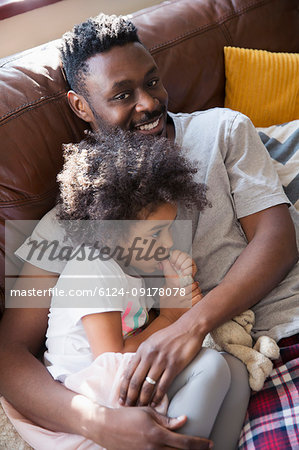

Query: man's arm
[0,262,211,449]
[119,204,298,407]
[0,262,75,431]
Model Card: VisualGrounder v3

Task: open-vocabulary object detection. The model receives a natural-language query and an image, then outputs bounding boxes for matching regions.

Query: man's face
[82,42,169,137]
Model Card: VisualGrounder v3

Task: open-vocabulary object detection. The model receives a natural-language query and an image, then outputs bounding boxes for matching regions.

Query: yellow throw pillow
[224,47,299,127]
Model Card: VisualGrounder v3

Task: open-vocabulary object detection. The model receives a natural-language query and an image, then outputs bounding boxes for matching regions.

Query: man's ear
[67,90,95,123]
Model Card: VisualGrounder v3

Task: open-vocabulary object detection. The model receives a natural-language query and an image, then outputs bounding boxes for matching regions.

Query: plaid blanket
[239,334,299,449]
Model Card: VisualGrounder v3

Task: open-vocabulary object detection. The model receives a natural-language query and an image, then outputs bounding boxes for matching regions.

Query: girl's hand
[163,250,194,289]
[160,251,203,322]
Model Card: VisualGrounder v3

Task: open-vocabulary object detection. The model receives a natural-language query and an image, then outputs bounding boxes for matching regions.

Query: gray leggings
[167,348,250,450]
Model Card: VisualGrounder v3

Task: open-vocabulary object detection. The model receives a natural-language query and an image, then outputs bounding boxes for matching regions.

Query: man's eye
[148,79,159,88]
[114,92,130,100]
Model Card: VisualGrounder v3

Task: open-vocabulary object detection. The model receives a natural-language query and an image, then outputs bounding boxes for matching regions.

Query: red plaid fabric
[239,334,299,449]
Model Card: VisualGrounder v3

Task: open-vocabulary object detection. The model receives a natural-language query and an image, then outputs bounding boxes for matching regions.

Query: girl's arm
[82,310,174,357]
[83,250,202,358]
[83,284,201,358]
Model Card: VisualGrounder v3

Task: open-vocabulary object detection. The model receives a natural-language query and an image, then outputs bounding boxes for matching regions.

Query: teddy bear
[172,254,280,391]
[202,309,280,391]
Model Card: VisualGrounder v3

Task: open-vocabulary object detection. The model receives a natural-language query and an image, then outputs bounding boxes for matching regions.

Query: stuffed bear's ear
[232,310,255,328]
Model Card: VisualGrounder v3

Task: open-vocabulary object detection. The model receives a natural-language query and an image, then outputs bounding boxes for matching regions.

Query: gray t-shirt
[16,108,299,341]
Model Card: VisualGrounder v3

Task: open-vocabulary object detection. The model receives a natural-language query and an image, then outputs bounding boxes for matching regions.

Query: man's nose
[135,89,158,113]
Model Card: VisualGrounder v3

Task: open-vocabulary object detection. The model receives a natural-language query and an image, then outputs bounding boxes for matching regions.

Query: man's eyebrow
[111,79,131,90]
[111,66,158,90]
[145,66,158,77]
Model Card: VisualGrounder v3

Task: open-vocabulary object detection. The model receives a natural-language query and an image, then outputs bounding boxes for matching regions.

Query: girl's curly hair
[56,128,210,245]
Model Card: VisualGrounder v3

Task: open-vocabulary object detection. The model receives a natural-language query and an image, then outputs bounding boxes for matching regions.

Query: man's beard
[91,109,113,133]
[89,101,167,135]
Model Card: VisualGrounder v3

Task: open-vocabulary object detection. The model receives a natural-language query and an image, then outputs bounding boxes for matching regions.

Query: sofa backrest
[1,0,298,312]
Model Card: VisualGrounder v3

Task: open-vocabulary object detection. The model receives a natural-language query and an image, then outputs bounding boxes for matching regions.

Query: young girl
[2,129,250,449]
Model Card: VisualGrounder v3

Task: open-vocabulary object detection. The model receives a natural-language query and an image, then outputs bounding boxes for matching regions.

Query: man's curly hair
[57,129,210,245]
[60,14,140,98]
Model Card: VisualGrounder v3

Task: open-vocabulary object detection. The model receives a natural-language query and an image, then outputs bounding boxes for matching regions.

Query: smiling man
[62,18,171,138]
[0,13,298,450]
[67,44,168,135]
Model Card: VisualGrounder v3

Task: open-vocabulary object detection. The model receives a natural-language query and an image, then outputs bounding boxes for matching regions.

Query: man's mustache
[132,105,166,128]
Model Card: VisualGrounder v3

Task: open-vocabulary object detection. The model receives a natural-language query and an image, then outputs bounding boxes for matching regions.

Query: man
[0,13,298,450]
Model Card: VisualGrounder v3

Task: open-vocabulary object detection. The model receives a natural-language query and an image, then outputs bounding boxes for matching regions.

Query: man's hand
[118,250,204,408]
[119,317,204,408]
[98,406,212,449]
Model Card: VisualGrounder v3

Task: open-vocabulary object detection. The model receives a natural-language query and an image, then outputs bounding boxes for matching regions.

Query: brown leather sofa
[0,0,298,315]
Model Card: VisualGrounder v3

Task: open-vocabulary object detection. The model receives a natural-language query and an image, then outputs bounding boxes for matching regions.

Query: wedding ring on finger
[145,376,156,385]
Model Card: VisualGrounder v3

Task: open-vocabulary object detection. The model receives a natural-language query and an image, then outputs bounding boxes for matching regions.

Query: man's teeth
[137,117,159,131]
